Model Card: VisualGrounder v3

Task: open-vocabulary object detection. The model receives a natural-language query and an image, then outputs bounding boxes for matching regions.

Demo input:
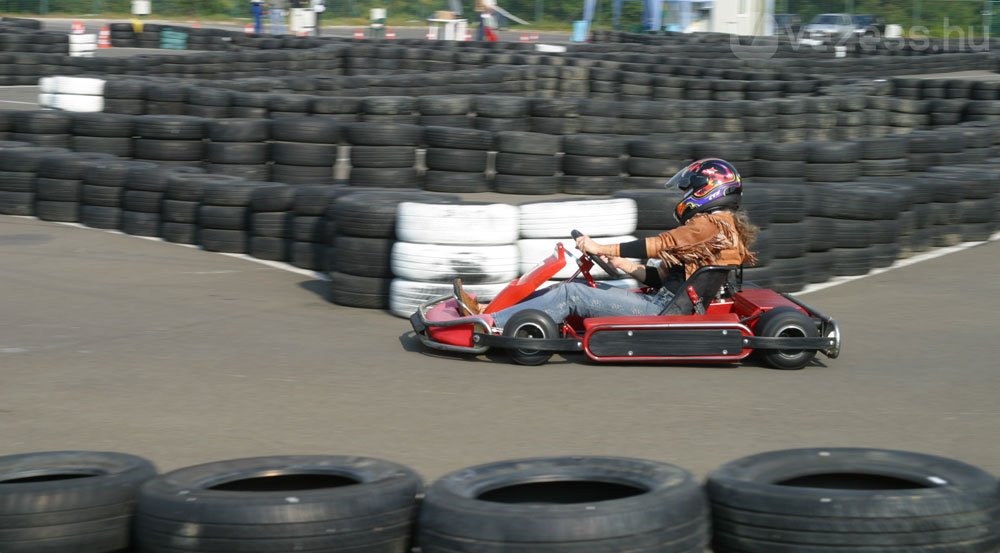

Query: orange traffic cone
[463,28,472,41]
[385,28,396,39]
[519,33,529,42]
[353,28,365,39]
[244,23,254,34]
[530,32,539,41]
[71,20,85,34]
[97,25,112,48]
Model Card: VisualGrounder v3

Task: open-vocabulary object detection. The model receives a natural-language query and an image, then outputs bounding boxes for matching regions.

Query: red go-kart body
[409,243,841,369]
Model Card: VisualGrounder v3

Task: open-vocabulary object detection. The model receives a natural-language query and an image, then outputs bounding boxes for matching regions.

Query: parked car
[802,13,854,41]
[773,13,802,35]
[852,14,886,36]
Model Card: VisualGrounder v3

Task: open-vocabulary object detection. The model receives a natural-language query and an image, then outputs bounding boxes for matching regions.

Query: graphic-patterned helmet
[666,158,742,224]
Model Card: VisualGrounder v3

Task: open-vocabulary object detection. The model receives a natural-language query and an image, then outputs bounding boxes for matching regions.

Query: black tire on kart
[755,306,819,370]
[501,309,558,366]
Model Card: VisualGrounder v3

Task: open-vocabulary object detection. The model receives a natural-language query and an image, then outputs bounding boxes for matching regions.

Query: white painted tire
[38,93,56,108]
[38,77,57,94]
[54,76,105,96]
[518,235,639,279]
[69,42,98,54]
[68,33,97,44]
[395,202,520,245]
[52,94,104,113]
[519,198,638,238]
[391,242,520,284]
[389,279,509,318]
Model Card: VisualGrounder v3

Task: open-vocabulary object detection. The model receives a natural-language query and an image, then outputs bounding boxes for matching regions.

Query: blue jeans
[491,282,673,328]
[251,4,263,33]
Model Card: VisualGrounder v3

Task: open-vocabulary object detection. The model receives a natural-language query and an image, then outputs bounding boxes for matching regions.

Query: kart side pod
[582,316,754,362]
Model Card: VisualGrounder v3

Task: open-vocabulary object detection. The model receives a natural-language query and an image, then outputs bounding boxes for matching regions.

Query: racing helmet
[667,158,742,224]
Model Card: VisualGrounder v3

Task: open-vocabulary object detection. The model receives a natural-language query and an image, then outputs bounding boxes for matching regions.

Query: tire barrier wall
[1,21,996,87]
[1,121,999,311]
[86,70,1000,109]
[87,82,1000,148]
[101,22,999,80]
[30,70,1000,132]
[3,107,999,191]
[1,448,997,553]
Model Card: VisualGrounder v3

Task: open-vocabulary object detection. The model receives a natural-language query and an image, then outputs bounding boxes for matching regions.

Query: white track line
[0,100,40,105]
[9,216,999,291]
[8,216,330,280]
[798,230,1000,295]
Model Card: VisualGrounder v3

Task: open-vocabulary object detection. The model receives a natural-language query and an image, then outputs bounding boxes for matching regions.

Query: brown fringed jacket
[612,211,756,280]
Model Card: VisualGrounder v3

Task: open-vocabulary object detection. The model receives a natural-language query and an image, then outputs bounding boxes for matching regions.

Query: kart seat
[658,265,739,316]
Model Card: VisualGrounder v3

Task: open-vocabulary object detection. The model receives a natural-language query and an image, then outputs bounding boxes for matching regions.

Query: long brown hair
[731,210,759,266]
[733,210,759,249]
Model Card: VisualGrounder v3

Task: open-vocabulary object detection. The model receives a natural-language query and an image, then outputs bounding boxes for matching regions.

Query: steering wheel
[571,229,623,278]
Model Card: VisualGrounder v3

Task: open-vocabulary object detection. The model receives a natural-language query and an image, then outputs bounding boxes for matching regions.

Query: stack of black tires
[493,131,561,195]
[419,457,709,553]
[707,448,1000,553]
[327,190,455,308]
[346,122,422,188]
[271,116,341,185]
[423,126,493,193]
[0,447,998,553]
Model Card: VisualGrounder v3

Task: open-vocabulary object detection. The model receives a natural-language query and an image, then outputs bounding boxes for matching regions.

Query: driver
[453,158,759,328]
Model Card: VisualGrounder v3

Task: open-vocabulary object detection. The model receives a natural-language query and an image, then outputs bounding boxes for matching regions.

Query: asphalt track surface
[2,214,999,480]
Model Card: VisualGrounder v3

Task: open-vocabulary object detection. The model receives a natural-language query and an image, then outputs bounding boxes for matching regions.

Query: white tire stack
[389,202,521,318]
[519,198,638,239]
[40,76,105,113]
[69,33,98,57]
[519,198,641,288]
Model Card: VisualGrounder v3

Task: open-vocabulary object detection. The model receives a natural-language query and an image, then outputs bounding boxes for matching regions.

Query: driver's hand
[575,235,601,255]
[607,256,639,273]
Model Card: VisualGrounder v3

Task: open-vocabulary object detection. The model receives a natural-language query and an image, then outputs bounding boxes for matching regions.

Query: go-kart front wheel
[757,306,819,370]
[502,309,558,366]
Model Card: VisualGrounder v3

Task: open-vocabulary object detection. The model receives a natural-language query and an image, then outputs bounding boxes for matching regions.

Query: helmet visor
[665,166,708,191]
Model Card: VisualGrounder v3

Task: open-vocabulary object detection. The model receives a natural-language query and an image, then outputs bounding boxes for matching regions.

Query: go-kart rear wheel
[757,306,819,370]
[502,309,558,366]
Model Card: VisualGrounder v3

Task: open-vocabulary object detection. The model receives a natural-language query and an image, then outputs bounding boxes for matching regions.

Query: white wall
[710,0,772,35]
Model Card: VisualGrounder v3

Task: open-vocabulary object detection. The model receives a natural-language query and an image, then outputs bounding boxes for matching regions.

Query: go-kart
[409,230,841,369]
